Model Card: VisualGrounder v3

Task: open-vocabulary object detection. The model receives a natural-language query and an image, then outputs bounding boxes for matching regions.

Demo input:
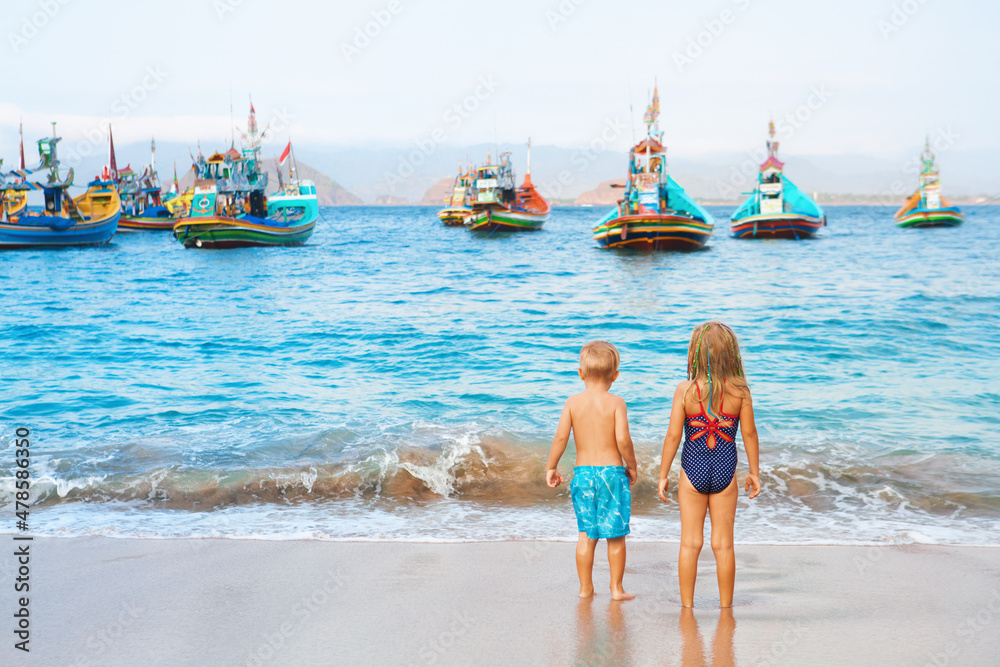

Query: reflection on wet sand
[680,606,737,667]
[574,597,632,666]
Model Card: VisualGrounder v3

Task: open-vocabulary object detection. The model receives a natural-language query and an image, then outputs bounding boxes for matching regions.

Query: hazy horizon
[2,0,997,200]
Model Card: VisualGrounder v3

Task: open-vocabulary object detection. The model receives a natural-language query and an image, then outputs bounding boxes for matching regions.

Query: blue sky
[1,0,996,185]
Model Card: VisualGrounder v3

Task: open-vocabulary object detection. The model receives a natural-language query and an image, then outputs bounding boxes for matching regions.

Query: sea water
[1,205,998,545]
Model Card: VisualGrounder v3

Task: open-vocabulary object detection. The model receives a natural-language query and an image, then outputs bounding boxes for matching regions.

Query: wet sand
[4,537,999,665]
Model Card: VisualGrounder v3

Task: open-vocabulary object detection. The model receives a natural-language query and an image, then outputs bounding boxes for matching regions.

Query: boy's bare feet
[610,587,635,601]
[579,587,595,598]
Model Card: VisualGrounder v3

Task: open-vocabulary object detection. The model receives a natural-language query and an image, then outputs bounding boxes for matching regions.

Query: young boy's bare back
[546,341,637,600]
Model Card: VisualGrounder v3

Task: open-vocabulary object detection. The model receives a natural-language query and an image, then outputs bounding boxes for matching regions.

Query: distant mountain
[372,194,409,205]
[574,180,626,206]
[421,177,454,206]
[265,160,363,205]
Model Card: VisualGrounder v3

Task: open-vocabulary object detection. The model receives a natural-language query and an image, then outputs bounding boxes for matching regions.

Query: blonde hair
[685,322,749,411]
[579,340,620,382]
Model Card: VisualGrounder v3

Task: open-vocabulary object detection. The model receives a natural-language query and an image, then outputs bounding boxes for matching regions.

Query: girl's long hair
[685,322,750,414]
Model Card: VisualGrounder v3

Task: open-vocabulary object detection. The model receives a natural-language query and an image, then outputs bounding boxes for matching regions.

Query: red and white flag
[279,141,291,165]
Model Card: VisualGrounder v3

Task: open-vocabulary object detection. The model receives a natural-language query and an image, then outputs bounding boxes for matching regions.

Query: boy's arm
[658,382,688,502]
[545,400,572,488]
[614,398,637,485]
[740,389,761,499]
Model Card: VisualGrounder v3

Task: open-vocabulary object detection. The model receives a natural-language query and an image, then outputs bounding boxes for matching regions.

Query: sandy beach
[1,537,996,666]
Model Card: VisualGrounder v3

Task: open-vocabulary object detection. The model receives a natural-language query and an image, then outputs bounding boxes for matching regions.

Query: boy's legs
[678,470,710,607]
[576,532,598,597]
[707,477,739,607]
[606,536,635,600]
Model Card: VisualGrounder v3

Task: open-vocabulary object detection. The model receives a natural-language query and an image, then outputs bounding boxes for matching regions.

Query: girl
[658,322,761,608]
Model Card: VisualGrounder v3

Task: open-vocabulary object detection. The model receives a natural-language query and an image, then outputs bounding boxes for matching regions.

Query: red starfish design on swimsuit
[688,416,735,449]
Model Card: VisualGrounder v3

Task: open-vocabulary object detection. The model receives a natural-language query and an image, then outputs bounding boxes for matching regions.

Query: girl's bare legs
[576,532,598,597]
[678,471,709,607]
[708,478,739,607]
[607,536,635,600]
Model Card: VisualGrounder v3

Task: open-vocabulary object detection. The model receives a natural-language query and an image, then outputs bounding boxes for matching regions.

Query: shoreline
[5,537,998,665]
[6,532,1000,548]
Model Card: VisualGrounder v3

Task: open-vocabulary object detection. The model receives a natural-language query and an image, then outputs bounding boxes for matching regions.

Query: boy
[546,340,637,600]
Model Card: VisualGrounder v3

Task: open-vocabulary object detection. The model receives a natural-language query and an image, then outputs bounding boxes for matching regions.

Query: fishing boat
[0,124,119,249]
[173,104,317,248]
[119,139,178,231]
[895,138,963,228]
[266,140,320,226]
[163,162,194,217]
[465,140,550,231]
[437,164,475,226]
[592,84,714,250]
[730,121,826,239]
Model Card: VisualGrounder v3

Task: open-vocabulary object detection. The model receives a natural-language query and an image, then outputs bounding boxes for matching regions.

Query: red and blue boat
[730,121,826,239]
[592,83,714,250]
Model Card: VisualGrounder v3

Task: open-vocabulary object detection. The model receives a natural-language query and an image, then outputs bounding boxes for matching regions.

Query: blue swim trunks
[570,466,631,540]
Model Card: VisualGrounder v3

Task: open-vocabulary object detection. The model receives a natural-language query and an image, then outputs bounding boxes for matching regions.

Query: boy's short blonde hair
[579,340,620,382]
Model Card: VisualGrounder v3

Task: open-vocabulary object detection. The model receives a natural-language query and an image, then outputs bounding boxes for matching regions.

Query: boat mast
[18,119,25,170]
[526,137,532,176]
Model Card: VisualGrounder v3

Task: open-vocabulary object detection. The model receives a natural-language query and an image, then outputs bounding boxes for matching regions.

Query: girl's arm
[658,382,688,502]
[615,398,638,484]
[546,401,572,487]
[740,389,761,499]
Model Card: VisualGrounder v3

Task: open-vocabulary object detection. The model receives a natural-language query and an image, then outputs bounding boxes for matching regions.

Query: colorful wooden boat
[437,165,475,226]
[173,104,316,248]
[163,163,194,217]
[267,141,320,226]
[119,139,179,231]
[0,125,119,249]
[465,140,550,231]
[730,121,826,239]
[895,138,963,228]
[592,84,714,250]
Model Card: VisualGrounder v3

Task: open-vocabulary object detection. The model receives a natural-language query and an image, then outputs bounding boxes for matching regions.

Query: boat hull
[0,211,119,248]
[118,216,177,231]
[437,207,471,226]
[466,208,547,231]
[895,207,963,228]
[592,214,713,250]
[730,213,825,239]
[173,216,316,248]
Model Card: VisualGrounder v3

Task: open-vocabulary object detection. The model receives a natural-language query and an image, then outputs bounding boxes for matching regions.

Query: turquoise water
[1,205,998,544]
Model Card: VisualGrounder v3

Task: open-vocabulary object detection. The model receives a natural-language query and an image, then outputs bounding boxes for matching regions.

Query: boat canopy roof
[759,155,784,172]
[632,137,664,154]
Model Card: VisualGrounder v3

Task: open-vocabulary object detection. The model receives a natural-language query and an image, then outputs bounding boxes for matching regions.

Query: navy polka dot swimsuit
[681,381,740,495]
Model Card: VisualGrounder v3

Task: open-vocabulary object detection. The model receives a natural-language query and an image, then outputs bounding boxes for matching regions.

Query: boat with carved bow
[0,123,119,249]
